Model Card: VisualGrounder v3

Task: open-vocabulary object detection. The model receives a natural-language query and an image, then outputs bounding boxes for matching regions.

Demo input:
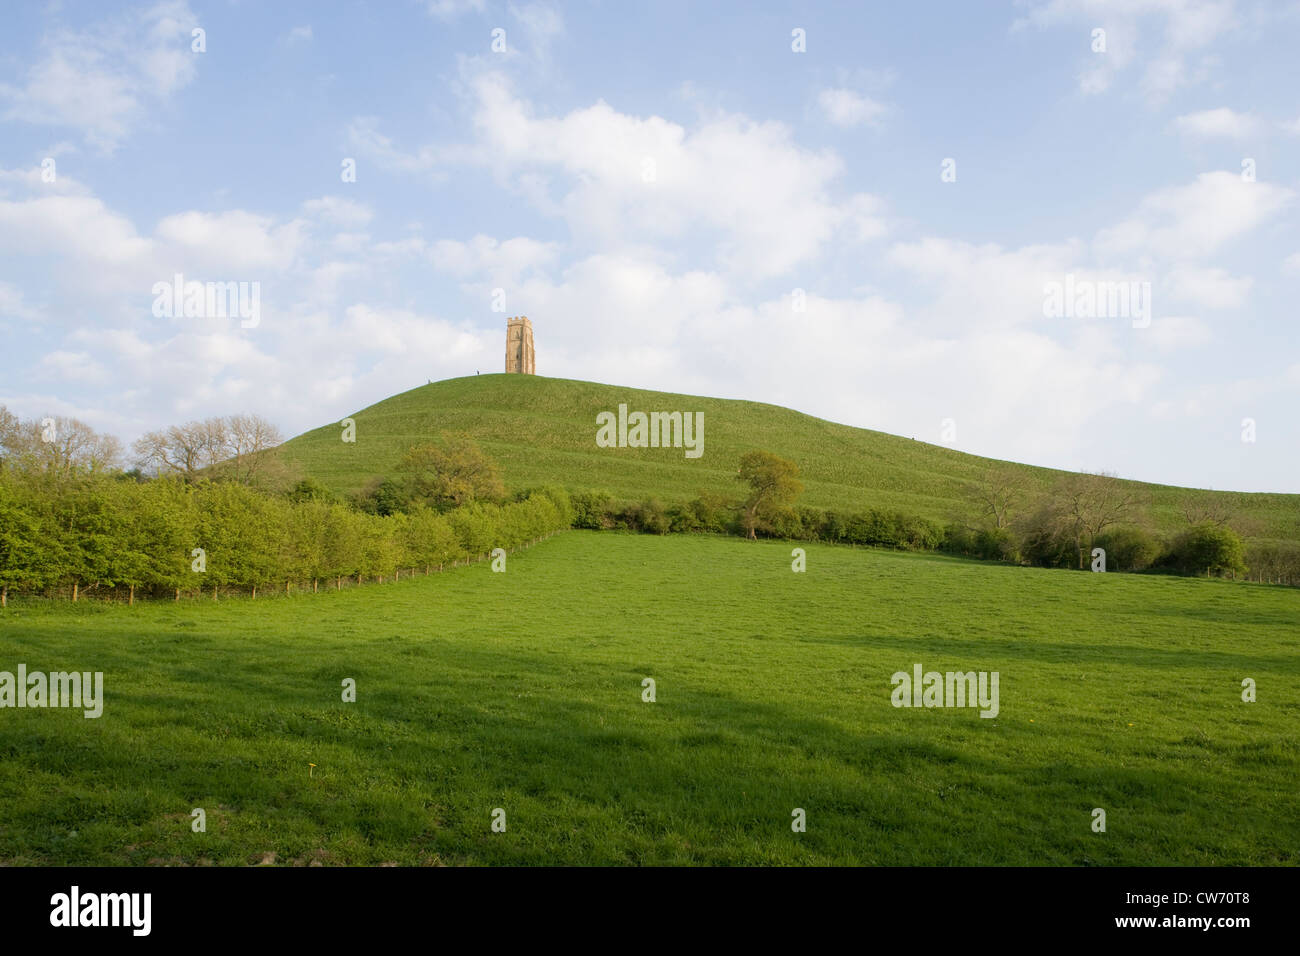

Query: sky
[1,0,1298,492]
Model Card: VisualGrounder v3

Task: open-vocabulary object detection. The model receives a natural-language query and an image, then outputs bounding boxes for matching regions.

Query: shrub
[571,490,615,530]
[1096,525,1162,572]
[1168,522,1247,577]
[687,493,737,535]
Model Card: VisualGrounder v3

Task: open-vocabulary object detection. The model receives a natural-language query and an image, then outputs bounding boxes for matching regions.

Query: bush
[571,490,615,530]
[897,512,944,551]
[687,493,737,535]
[975,527,1019,562]
[941,523,978,556]
[1016,505,1076,568]
[795,506,826,541]
[628,498,670,534]
[1096,526,1162,572]
[1168,523,1247,577]
[667,502,702,534]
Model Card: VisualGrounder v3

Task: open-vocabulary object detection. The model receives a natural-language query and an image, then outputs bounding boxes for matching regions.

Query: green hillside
[279,374,1300,542]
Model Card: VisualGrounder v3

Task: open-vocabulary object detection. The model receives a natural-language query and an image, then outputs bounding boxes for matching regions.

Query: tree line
[0,468,572,606]
[0,406,571,606]
[2,400,1292,605]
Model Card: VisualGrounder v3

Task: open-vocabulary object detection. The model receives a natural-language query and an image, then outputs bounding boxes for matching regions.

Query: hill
[278,374,1300,542]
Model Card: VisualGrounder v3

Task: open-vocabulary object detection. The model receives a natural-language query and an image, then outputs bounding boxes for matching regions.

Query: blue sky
[1,0,1298,491]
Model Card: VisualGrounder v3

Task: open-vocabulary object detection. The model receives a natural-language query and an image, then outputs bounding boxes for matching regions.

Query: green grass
[2,531,1296,865]
[277,373,1300,543]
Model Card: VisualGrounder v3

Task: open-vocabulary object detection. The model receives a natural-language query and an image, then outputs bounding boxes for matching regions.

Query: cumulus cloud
[1094,171,1293,261]
[301,197,374,227]
[153,210,306,273]
[1163,266,1252,308]
[1144,315,1214,351]
[451,72,888,277]
[0,1,200,151]
[0,281,41,322]
[430,234,560,286]
[1173,107,1260,138]
[817,88,887,128]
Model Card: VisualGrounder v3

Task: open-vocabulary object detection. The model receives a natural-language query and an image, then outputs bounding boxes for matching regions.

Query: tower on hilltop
[505,316,535,374]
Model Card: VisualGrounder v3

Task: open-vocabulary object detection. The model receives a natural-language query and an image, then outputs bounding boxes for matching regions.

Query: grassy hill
[2,532,1296,865]
[279,374,1300,542]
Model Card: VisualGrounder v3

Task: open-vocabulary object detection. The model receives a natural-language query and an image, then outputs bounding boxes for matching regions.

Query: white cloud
[0,194,153,267]
[1094,171,1293,261]
[35,350,111,385]
[0,1,200,151]
[301,196,374,227]
[346,117,444,174]
[1164,266,1252,308]
[451,72,887,277]
[508,2,564,61]
[430,234,560,286]
[1015,0,1239,103]
[153,211,306,273]
[287,25,313,43]
[426,0,486,19]
[886,237,1083,332]
[0,281,40,322]
[1173,107,1260,138]
[1145,315,1213,351]
[1283,252,1300,274]
[817,88,888,128]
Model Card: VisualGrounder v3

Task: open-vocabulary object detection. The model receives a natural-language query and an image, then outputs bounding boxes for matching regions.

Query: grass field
[277,374,1300,543]
[2,531,1297,866]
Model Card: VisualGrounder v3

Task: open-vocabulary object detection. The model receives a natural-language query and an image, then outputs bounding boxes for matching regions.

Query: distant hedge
[568,489,945,551]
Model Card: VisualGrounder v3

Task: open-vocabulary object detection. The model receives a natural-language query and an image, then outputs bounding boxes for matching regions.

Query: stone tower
[505,316,535,374]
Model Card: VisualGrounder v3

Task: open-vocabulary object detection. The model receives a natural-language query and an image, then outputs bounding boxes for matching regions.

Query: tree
[133,477,195,599]
[219,413,285,486]
[0,468,49,605]
[133,413,283,486]
[398,434,504,510]
[1179,491,1236,529]
[0,408,122,477]
[1055,472,1145,568]
[446,502,500,559]
[1170,523,1247,578]
[0,406,20,462]
[736,451,804,539]
[134,420,224,478]
[355,476,410,516]
[287,477,334,503]
[403,505,462,572]
[968,465,1030,530]
[1015,499,1076,568]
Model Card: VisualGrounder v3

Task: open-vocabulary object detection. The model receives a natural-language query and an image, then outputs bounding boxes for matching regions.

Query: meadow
[1,531,1296,866]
